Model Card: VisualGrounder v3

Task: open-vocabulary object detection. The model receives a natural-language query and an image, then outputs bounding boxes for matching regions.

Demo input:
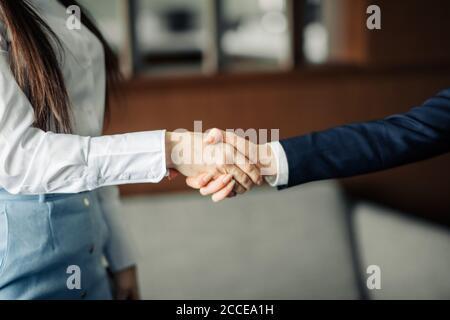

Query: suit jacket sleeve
[279,88,450,189]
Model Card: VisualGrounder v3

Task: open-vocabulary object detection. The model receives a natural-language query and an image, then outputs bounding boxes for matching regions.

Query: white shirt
[265,141,289,187]
[0,0,168,271]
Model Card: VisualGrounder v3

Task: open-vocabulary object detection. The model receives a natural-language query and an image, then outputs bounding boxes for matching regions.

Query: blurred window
[221,0,290,71]
[303,0,328,64]
[135,0,207,75]
[78,0,333,77]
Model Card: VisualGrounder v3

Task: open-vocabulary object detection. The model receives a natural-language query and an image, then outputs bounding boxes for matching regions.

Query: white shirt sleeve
[97,186,137,272]
[264,141,289,187]
[0,53,167,195]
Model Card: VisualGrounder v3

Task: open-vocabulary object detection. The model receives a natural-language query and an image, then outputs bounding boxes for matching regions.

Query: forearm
[0,130,168,194]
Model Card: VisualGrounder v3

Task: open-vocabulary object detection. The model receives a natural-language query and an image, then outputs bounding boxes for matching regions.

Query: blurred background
[79,0,450,299]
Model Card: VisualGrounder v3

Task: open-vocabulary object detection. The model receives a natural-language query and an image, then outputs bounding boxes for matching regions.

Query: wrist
[165,131,193,170]
[258,143,277,177]
[165,132,176,169]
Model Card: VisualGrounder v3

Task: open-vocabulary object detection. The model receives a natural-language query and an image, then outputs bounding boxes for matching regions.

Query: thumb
[204,128,224,144]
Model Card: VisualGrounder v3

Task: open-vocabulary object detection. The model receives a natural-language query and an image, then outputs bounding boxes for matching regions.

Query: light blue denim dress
[0,189,112,300]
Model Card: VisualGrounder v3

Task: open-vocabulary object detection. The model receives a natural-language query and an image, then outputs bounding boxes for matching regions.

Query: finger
[232,149,263,185]
[227,191,237,198]
[200,174,233,196]
[212,180,236,202]
[185,177,198,189]
[225,165,253,191]
[223,131,258,163]
[204,128,224,144]
[237,162,262,186]
[186,173,214,189]
[233,183,246,195]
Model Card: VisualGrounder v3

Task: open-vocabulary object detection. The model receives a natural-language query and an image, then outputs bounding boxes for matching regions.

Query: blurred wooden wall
[106,0,450,226]
[326,0,450,67]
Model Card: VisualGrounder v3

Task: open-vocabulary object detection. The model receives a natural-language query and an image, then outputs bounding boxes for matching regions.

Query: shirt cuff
[88,130,168,189]
[264,141,289,187]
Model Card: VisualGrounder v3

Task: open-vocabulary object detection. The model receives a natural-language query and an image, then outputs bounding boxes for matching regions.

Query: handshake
[165,129,277,202]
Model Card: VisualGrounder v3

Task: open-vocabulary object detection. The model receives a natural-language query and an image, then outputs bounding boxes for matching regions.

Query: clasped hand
[165,129,277,202]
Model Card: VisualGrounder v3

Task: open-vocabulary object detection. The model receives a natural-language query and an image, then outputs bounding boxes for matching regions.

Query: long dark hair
[0,0,120,133]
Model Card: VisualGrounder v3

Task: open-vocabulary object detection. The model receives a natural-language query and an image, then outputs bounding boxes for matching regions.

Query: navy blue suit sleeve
[279,88,450,188]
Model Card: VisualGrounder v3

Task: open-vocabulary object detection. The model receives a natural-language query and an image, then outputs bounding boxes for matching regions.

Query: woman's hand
[112,266,140,300]
[165,131,263,198]
[185,129,278,201]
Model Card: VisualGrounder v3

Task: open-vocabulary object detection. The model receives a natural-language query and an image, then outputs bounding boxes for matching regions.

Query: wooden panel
[367,0,450,66]
[326,0,450,66]
[324,0,368,64]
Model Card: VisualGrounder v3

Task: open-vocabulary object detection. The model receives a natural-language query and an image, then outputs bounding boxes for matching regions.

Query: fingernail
[222,174,233,184]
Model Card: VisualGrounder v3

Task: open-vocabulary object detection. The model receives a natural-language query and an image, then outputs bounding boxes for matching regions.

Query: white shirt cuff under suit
[264,141,289,187]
